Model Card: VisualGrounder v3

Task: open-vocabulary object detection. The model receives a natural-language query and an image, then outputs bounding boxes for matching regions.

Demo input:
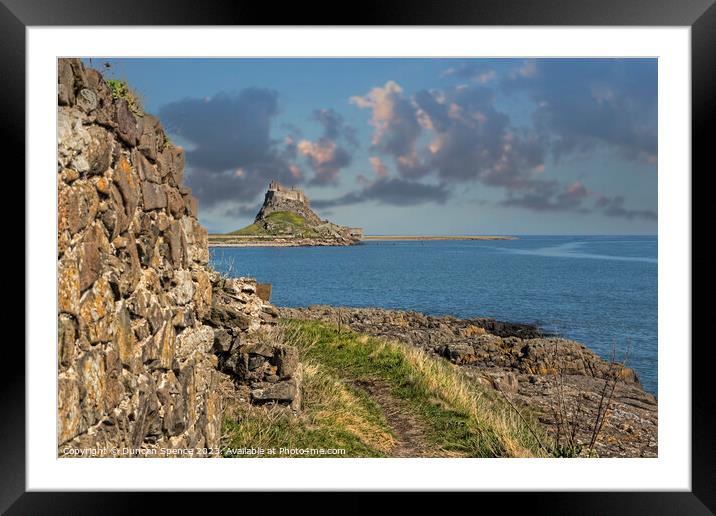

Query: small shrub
[105,78,144,117]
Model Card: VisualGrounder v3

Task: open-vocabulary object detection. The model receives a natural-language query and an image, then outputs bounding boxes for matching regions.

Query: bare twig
[495,384,550,456]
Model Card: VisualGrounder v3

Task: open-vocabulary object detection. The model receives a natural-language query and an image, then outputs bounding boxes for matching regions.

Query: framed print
[5,0,712,512]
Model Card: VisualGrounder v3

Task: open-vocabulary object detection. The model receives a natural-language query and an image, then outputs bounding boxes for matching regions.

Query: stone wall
[56,59,298,456]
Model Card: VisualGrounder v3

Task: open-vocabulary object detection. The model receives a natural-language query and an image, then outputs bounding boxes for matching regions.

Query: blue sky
[86,58,657,235]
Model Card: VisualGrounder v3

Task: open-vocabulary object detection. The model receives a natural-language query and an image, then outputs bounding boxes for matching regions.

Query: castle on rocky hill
[253,180,363,241]
[266,180,308,205]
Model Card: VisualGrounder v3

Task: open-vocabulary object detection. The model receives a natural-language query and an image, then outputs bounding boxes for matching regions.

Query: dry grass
[282,320,548,457]
[221,360,394,457]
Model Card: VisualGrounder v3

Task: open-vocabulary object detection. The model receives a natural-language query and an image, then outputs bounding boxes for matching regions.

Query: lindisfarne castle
[266,179,308,205]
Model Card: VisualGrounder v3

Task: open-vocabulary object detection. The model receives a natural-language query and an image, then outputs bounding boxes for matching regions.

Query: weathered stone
[141,180,167,210]
[130,374,161,447]
[172,307,196,328]
[76,88,98,113]
[175,326,214,358]
[203,384,222,446]
[275,346,299,378]
[58,253,81,315]
[157,146,185,185]
[114,302,137,370]
[165,220,184,268]
[94,176,111,195]
[113,157,139,221]
[209,290,253,330]
[58,108,91,172]
[157,371,187,436]
[58,181,99,238]
[191,221,210,264]
[104,345,124,411]
[165,186,185,218]
[140,334,160,369]
[105,184,127,238]
[78,275,114,343]
[491,372,519,394]
[184,195,198,218]
[212,328,233,353]
[83,125,112,176]
[78,349,107,427]
[82,67,117,127]
[442,342,477,363]
[155,211,171,232]
[132,148,162,183]
[58,373,82,443]
[116,234,141,296]
[58,59,76,106]
[157,321,176,370]
[137,114,163,161]
[58,314,77,368]
[224,277,256,296]
[112,235,127,248]
[146,298,167,334]
[172,270,195,305]
[251,381,297,404]
[60,168,80,184]
[115,98,139,146]
[78,223,110,292]
[192,269,212,320]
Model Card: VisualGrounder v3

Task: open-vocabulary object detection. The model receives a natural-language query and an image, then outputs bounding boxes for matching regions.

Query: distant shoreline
[208,234,517,247]
[363,235,517,241]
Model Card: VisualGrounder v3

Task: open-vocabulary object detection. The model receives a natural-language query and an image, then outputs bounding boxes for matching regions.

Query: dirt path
[348,379,435,458]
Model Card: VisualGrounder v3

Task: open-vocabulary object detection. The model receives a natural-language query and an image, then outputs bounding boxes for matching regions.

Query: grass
[221,319,549,458]
[222,361,394,457]
[105,78,144,117]
[230,211,319,238]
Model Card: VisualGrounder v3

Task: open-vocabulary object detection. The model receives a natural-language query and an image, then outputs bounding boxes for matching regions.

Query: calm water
[210,236,657,394]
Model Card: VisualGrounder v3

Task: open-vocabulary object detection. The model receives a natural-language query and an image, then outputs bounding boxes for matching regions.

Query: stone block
[141,180,167,211]
[115,98,139,146]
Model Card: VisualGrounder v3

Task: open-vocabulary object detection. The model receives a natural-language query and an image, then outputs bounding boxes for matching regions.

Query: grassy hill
[230,211,320,238]
[221,319,549,458]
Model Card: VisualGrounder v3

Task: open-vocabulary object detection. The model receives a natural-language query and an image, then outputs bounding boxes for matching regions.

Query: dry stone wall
[56,59,297,456]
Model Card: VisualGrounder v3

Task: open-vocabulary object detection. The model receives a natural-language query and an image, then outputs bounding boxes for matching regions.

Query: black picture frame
[3,0,711,513]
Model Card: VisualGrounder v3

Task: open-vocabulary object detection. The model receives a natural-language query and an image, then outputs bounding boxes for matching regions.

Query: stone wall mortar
[56,59,293,456]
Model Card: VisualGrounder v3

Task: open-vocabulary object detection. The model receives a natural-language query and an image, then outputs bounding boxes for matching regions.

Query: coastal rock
[280,305,657,458]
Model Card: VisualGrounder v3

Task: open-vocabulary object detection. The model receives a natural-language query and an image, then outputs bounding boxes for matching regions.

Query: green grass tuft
[105,78,144,117]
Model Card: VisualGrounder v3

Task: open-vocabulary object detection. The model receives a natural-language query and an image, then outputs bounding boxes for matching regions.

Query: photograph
[57,56,659,459]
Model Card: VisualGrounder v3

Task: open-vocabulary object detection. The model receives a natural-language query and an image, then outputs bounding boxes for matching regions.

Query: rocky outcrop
[256,180,321,225]
[57,59,301,457]
[214,180,362,247]
[281,306,658,458]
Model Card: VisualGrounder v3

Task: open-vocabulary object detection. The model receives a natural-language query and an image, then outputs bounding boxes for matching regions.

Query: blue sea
[210,236,657,394]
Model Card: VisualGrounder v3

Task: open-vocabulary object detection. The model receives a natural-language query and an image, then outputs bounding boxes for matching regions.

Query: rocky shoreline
[280,305,658,458]
[208,235,360,247]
